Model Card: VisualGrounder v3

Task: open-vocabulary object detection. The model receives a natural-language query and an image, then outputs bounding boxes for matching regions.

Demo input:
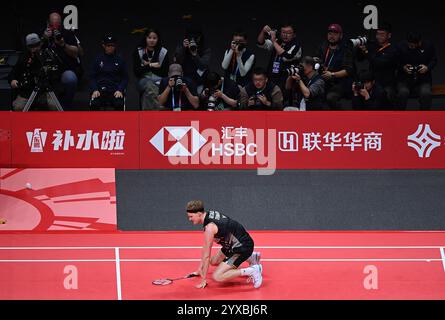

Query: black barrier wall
[116,170,445,230]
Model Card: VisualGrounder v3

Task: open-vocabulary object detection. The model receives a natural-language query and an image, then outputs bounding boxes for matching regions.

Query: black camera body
[174,76,185,90]
[354,81,365,91]
[286,64,304,77]
[232,41,246,51]
[187,37,198,53]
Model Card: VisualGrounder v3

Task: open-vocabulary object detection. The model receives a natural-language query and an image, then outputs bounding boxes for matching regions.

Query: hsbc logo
[26,129,47,153]
[150,126,207,156]
[407,124,442,158]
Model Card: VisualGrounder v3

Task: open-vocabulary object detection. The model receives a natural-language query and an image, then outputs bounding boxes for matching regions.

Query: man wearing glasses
[257,23,303,93]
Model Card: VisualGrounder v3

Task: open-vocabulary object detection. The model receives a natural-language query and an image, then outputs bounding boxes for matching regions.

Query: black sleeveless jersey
[203,210,253,252]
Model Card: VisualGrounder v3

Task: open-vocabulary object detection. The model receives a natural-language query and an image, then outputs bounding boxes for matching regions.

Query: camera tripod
[23,72,64,112]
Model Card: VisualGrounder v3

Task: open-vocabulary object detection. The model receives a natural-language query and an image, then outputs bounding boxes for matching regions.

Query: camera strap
[377,43,391,53]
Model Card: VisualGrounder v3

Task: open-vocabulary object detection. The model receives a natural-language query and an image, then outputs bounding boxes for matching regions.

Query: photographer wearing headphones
[396,31,437,110]
[257,23,303,93]
[284,56,325,111]
[158,64,199,111]
[175,26,211,93]
[355,22,399,108]
[221,30,256,87]
[199,72,240,111]
[239,67,283,110]
[8,33,59,111]
[314,24,353,110]
[41,12,83,107]
[89,34,128,111]
[351,71,386,110]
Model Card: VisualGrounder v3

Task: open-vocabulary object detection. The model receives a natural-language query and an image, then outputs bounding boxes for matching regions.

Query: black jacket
[397,40,437,84]
[315,41,354,86]
[356,42,399,87]
[8,51,43,96]
[89,53,128,93]
[352,83,386,110]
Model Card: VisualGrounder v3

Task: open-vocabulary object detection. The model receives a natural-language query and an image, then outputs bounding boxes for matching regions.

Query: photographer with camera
[351,71,386,110]
[89,35,128,111]
[221,30,256,87]
[314,24,353,110]
[175,26,211,93]
[8,33,59,111]
[41,12,83,107]
[239,67,283,110]
[257,23,303,93]
[396,32,437,110]
[284,56,325,111]
[158,64,199,110]
[133,28,169,109]
[199,71,240,111]
[355,22,399,108]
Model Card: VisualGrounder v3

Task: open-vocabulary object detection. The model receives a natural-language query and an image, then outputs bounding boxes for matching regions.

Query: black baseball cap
[102,34,117,45]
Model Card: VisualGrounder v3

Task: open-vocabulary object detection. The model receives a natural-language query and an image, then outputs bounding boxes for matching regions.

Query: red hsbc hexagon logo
[150,126,207,156]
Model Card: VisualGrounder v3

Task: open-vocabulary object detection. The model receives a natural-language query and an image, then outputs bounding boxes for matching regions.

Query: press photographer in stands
[351,71,386,110]
[314,24,353,110]
[257,23,302,93]
[199,71,240,111]
[158,63,199,111]
[8,33,59,111]
[41,12,83,107]
[396,31,437,110]
[355,22,399,108]
[133,28,169,109]
[89,35,128,110]
[221,30,255,87]
[284,56,325,111]
[175,26,211,93]
[239,67,283,110]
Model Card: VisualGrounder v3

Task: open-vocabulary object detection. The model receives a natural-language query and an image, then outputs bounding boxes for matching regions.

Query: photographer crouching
[8,33,59,111]
[351,71,386,110]
[41,12,83,107]
[284,56,325,111]
[239,67,283,110]
[199,72,240,111]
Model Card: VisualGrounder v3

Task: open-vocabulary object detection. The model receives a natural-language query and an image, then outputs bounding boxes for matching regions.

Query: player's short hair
[186,200,205,213]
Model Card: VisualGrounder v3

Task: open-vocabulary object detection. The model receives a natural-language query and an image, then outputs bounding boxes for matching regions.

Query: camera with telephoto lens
[286,64,304,77]
[350,36,368,48]
[174,76,185,90]
[407,65,422,82]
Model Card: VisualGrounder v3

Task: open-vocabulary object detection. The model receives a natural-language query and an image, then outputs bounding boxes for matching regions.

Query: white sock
[240,267,255,276]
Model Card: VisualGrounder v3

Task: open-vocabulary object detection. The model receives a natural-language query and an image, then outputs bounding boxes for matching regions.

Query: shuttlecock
[26,182,32,189]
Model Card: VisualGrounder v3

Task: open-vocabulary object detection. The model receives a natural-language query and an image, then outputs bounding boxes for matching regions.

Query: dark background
[1,0,444,108]
[116,170,445,231]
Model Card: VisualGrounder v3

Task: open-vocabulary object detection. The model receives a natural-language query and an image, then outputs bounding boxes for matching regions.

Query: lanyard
[377,43,391,53]
[171,90,182,109]
[324,47,335,68]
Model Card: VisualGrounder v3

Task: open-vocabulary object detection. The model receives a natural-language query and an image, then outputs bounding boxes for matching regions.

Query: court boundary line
[1,246,444,250]
[440,247,445,272]
[114,248,122,301]
[0,258,442,263]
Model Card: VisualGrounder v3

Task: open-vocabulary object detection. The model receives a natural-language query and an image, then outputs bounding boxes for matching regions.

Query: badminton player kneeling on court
[186,200,263,289]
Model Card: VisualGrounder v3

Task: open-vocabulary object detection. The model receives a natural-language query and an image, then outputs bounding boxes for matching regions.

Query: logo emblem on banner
[407,124,441,158]
[26,129,47,153]
[279,132,298,152]
[150,127,207,156]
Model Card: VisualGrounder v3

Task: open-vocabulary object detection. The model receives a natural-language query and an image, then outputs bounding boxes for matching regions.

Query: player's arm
[196,223,217,288]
